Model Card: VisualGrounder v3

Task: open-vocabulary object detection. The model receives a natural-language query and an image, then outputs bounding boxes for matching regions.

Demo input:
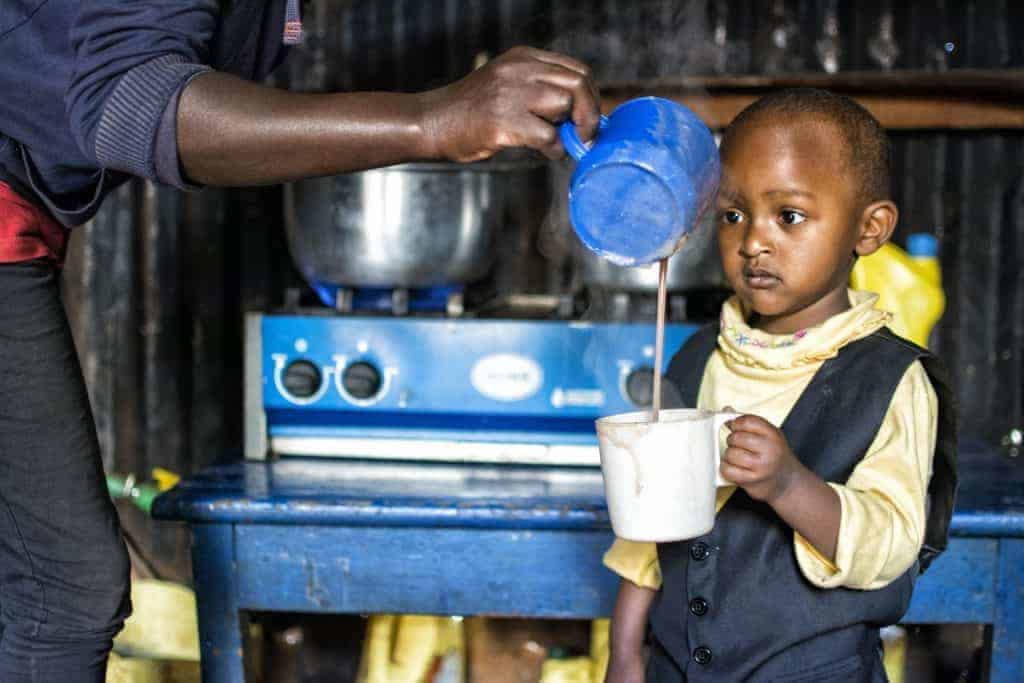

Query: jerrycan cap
[906,233,939,258]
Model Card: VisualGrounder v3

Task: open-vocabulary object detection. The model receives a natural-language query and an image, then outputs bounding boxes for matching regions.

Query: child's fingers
[726,430,767,453]
[723,445,760,471]
[720,461,757,484]
[726,414,775,434]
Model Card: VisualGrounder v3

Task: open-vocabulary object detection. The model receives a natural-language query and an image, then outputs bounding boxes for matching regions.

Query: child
[603,89,957,683]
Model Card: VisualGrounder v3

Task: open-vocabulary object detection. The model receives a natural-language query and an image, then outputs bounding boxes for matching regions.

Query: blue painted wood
[991,539,1024,683]
[231,526,990,623]
[152,439,1024,537]
[235,525,619,618]
[225,525,999,624]
[153,436,1024,682]
[155,459,612,530]
[902,538,996,623]
[192,525,246,682]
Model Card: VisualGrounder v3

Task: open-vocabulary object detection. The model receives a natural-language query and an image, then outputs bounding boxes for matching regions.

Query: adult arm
[65,2,599,188]
[176,47,600,185]
[65,1,220,187]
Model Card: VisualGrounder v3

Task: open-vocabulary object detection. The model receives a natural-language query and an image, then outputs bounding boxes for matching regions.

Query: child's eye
[779,210,806,225]
[719,210,744,225]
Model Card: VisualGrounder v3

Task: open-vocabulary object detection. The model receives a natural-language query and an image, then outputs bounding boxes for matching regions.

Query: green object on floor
[107,474,160,515]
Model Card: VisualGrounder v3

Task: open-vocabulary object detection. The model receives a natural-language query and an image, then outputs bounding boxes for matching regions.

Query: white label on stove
[471,354,543,402]
[551,387,605,408]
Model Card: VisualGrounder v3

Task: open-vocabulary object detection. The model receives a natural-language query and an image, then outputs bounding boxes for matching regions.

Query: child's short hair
[720,88,890,205]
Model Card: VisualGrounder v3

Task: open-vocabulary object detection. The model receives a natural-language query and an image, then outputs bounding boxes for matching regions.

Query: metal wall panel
[61,0,1023,575]
[288,0,1024,448]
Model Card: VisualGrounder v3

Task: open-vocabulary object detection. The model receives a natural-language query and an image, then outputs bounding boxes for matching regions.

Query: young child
[603,89,957,683]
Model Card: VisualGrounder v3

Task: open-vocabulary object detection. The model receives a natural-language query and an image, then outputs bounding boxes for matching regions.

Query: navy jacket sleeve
[65,1,220,186]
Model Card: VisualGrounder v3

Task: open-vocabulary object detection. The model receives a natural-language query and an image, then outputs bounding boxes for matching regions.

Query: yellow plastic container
[850,234,945,348]
[357,614,465,683]
[540,656,593,683]
[880,625,907,683]
[589,618,610,683]
[106,654,200,683]
[114,580,200,662]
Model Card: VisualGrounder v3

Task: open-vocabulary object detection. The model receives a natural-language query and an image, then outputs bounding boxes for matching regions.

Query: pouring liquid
[651,257,669,422]
[606,258,671,495]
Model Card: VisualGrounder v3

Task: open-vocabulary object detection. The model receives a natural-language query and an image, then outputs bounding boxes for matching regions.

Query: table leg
[193,524,247,682]
[991,538,1024,683]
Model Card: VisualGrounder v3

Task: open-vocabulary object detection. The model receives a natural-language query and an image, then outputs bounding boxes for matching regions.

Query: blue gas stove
[246,311,696,465]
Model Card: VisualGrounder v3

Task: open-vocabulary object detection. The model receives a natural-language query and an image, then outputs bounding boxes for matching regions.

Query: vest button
[690,542,711,561]
[689,597,709,616]
[693,646,713,665]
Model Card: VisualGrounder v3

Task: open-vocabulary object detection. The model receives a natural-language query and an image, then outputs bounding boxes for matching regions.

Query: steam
[534,0,727,313]
[546,0,728,83]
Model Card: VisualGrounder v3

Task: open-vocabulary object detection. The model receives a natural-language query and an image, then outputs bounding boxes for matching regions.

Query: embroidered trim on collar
[723,323,808,349]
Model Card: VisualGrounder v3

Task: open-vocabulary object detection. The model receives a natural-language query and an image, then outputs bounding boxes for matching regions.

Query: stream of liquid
[651,257,669,423]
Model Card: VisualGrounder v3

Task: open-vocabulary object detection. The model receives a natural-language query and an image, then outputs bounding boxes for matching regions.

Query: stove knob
[343,361,383,401]
[283,360,322,399]
[625,366,655,407]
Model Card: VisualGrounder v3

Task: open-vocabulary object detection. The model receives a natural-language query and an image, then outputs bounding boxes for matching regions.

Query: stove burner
[311,283,463,316]
[284,280,725,324]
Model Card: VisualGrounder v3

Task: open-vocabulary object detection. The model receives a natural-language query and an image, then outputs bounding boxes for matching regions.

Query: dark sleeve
[64,1,220,187]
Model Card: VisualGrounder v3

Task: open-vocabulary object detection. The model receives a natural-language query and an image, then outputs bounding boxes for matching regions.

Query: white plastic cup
[597,409,738,542]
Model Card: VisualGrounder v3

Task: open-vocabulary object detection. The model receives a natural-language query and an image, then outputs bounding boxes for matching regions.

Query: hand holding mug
[722,414,807,504]
[421,46,601,162]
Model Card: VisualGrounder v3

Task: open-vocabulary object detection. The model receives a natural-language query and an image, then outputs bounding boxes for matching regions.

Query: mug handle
[559,115,610,161]
[713,411,741,486]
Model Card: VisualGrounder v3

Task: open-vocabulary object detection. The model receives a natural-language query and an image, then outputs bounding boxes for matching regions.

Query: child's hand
[605,653,645,683]
[722,414,807,504]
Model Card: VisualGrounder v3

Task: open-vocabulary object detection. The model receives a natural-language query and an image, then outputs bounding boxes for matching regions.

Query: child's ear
[854,200,898,257]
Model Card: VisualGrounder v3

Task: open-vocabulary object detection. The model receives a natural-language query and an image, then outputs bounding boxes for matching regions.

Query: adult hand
[420,46,601,162]
[721,414,807,504]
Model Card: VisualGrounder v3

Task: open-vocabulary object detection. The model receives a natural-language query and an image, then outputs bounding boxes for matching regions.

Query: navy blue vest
[648,324,958,682]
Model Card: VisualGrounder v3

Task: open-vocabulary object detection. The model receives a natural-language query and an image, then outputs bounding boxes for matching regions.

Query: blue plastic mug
[559,97,720,266]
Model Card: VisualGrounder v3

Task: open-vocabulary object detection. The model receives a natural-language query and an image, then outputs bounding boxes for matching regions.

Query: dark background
[61,0,1024,579]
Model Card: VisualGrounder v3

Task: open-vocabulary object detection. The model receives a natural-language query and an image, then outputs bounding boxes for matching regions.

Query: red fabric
[0,182,67,265]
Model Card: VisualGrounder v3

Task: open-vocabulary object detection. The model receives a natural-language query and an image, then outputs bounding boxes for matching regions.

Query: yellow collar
[717,290,892,370]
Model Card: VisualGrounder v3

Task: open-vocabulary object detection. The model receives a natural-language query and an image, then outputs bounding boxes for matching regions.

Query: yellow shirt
[603,290,939,591]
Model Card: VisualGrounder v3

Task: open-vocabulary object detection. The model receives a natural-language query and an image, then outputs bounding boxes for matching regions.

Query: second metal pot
[576,211,725,292]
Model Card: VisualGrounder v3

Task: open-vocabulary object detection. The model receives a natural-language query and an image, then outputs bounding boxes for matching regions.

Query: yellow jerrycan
[851,233,945,680]
[851,233,945,348]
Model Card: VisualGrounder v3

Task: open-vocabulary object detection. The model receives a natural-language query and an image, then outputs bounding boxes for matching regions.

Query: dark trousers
[0,261,130,681]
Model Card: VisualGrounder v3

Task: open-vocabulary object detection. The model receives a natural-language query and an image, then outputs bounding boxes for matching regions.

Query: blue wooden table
[153,438,1024,682]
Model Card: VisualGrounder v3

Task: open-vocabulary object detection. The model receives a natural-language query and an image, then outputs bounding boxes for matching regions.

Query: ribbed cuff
[95,54,211,181]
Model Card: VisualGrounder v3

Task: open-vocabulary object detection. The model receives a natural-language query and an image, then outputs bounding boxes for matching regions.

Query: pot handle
[559,115,609,161]
[713,411,741,487]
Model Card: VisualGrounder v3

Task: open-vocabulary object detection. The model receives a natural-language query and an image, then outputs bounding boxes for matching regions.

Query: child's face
[715,118,867,334]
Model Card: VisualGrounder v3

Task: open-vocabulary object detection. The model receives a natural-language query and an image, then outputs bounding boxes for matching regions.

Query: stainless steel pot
[284,158,537,289]
[575,211,726,292]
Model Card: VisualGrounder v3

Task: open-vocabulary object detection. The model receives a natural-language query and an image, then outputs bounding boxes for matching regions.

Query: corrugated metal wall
[63,0,1023,575]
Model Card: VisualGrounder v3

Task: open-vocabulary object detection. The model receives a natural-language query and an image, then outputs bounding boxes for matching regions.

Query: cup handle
[558,115,609,161]
[713,411,741,486]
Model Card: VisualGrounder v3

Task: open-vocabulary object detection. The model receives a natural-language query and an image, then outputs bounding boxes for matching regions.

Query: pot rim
[288,155,546,179]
